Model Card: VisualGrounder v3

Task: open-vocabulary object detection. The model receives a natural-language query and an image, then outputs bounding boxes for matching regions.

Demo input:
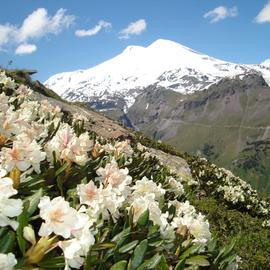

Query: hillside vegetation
[0,70,269,269]
[125,74,270,195]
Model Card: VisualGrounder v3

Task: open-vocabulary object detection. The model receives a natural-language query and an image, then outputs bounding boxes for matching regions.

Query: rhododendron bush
[0,70,241,270]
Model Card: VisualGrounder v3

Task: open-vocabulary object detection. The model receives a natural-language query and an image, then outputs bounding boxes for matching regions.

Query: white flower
[217,185,245,204]
[77,181,98,206]
[40,100,62,119]
[72,113,88,124]
[0,72,16,89]
[189,213,211,244]
[0,109,25,138]
[0,176,23,230]
[173,200,196,217]
[137,142,146,152]
[171,200,211,245]
[167,176,184,196]
[0,92,10,113]
[129,194,155,223]
[131,176,165,200]
[10,84,33,103]
[95,185,125,221]
[60,239,84,269]
[79,183,126,223]
[0,253,17,270]
[114,140,133,156]
[38,196,85,238]
[0,133,46,173]
[101,141,133,157]
[59,217,95,270]
[96,159,132,196]
[45,124,92,166]
[172,214,194,230]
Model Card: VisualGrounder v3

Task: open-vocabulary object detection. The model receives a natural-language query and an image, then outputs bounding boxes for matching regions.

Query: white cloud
[255,1,270,23]
[75,20,111,37]
[15,43,37,55]
[0,8,75,53]
[18,8,74,42]
[119,19,147,39]
[204,6,238,23]
[0,24,15,46]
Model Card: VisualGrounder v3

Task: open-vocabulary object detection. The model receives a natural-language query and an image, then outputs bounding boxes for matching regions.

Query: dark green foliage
[190,197,270,269]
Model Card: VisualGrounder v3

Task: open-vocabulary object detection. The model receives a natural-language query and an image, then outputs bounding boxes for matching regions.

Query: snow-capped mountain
[261,59,270,68]
[45,39,270,110]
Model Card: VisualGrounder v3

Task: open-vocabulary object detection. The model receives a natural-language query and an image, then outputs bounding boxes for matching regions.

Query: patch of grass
[189,196,270,270]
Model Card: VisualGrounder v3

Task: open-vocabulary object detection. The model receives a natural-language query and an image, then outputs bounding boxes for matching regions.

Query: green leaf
[56,176,64,196]
[137,209,149,226]
[179,244,202,260]
[158,255,170,270]
[137,253,162,270]
[83,249,98,269]
[219,254,238,269]
[55,162,71,176]
[130,239,148,270]
[207,238,217,253]
[214,238,237,264]
[91,242,115,251]
[119,240,139,253]
[38,256,65,268]
[112,227,131,243]
[149,239,163,247]
[174,259,185,270]
[186,255,210,266]
[26,188,43,217]
[109,260,128,270]
[0,227,8,238]
[16,204,29,254]
[0,230,15,253]
[222,238,237,258]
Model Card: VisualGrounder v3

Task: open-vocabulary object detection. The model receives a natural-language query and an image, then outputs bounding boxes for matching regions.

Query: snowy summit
[45,39,270,110]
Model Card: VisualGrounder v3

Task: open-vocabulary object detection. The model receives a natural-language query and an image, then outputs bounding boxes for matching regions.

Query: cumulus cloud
[119,19,147,39]
[204,6,238,23]
[255,1,270,23]
[15,43,37,55]
[75,20,111,37]
[0,8,75,54]
[0,25,15,46]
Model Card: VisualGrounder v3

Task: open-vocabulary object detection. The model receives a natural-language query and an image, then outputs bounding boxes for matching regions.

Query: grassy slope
[134,133,270,269]
[128,80,270,195]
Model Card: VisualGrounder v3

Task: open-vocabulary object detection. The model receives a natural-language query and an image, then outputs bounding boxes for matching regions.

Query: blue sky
[0,0,270,81]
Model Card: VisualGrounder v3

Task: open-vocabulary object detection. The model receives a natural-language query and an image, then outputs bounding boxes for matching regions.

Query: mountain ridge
[45,39,270,111]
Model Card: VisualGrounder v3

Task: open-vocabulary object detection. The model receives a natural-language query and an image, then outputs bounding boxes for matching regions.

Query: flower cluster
[190,157,270,226]
[0,171,23,230]
[171,200,211,244]
[45,123,93,166]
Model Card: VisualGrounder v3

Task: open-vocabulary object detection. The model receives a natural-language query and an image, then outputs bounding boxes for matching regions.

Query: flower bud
[23,226,36,245]
[9,166,21,189]
[0,134,7,146]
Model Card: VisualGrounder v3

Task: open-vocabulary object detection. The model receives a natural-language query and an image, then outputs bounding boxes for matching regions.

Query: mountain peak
[122,45,144,54]
[261,59,270,68]
[45,39,270,104]
[147,39,200,54]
